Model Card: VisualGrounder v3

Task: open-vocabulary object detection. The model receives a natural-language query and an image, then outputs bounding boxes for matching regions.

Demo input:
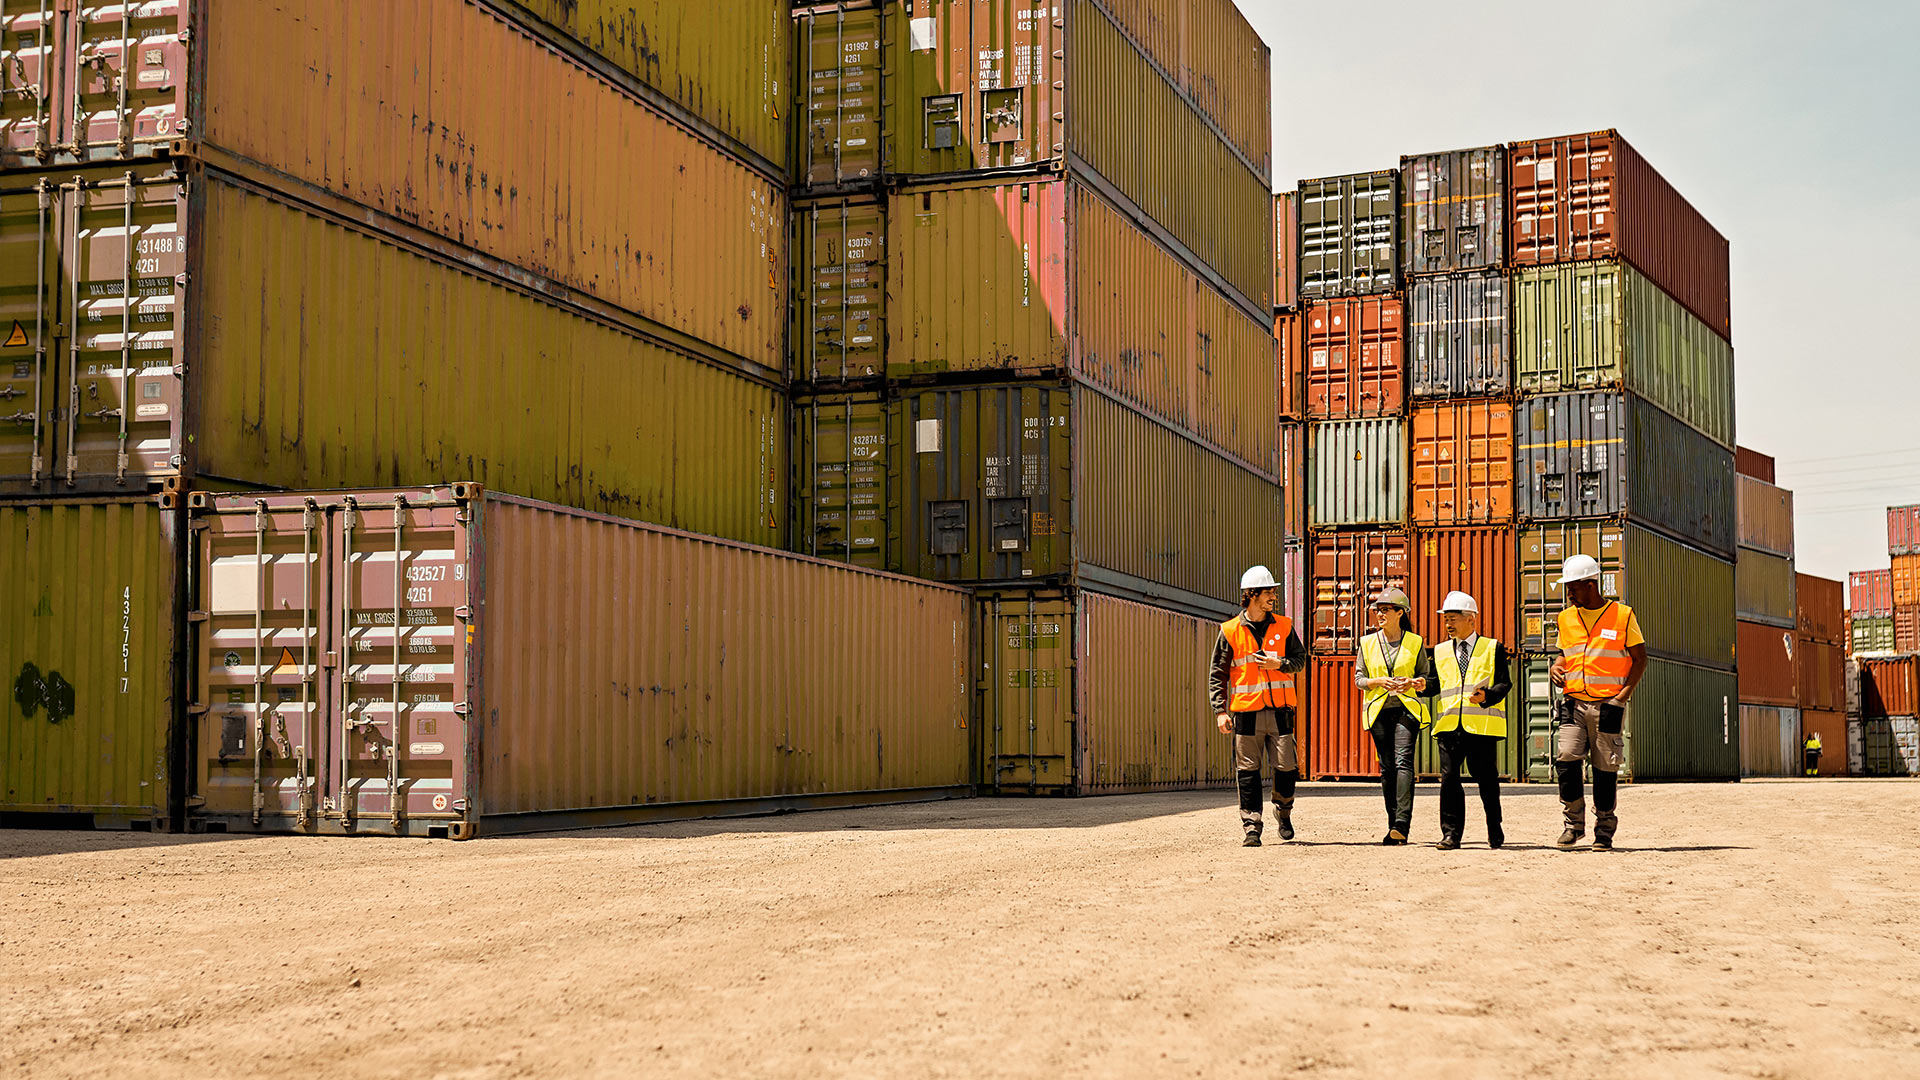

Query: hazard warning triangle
[275,646,299,673]
[3,321,26,348]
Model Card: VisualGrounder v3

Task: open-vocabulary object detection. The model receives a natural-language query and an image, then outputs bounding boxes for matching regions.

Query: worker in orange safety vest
[1210,565,1308,847]
[1547,554,1649,851]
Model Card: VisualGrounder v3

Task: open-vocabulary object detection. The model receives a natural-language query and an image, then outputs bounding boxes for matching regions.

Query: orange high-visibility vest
[1558,602,1636,700]
[1221,615,1298,711]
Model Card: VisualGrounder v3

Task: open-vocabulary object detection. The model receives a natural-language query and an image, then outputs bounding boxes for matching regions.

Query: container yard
[4,3,1919,1077]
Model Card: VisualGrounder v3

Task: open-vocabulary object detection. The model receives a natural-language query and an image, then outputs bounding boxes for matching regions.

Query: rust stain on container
[1410,401,1514,526]
[1305,296,1405,419]
[1737,620,1798,708]
[189,487,972,836]
[1309,531,1410,654]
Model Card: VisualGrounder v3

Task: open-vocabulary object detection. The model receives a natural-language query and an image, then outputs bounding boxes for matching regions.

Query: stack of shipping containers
[2,2,983,836]
[1842,506,1920,776]
[789,0,1282,795]
[1890,505,1920,652]
[1795,572,1847,776]
[1734,450,1800,776]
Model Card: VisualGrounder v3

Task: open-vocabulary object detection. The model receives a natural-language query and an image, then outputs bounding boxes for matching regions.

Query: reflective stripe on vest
[1559,602,1635,700]
[1222,615,1297,711]
[1432,636,1508,737]
[1360,631,1429,729]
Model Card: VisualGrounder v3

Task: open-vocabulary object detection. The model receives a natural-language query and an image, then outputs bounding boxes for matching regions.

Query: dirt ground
[4,780,1919,1080]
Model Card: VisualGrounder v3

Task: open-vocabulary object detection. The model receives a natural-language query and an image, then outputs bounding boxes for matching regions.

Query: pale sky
[1248,0,1920,584]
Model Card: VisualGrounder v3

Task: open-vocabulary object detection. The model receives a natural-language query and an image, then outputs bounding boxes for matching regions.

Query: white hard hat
[1439,591,1479,615]
[1557,554,1603,585]
[1240,565,1278,590]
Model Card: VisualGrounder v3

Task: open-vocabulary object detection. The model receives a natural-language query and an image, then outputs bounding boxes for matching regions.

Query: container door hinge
[453,605,472,620]
[186,703,208,716]
[453,702,471,716]
[186,610,208,622]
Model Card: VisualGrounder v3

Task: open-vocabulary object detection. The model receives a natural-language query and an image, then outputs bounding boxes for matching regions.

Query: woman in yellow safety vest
[1354,587,1433,845]
[1429,591,1512,850]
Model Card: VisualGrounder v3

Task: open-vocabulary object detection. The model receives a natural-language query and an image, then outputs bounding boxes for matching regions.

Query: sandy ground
[4,780,1919,1080]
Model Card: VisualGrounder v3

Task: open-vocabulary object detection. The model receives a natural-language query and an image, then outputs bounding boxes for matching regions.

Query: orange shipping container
[1274,191,1299,310]
[1801,710,1846,776]
[1410,401,1515,525]
[1310,532,1410,654]
[1796,637,1846,714]
[1306,655,1376,779]
[1276,310,1306,420]
[1796,573,1846,644]
[1893,554,1920,607]
[1409,527,1518,648]
[1861,656,1920,718]
[1737,621,1799,708]
[1305,296,1407,419]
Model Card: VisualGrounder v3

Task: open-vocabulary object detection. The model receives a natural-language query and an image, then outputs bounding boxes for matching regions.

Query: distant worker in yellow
[1355,588,1433,845]
[1429,591,1512,850]
[1210,565,1308,847]
[1803,731,1823,776]
[1548,555,1648,851]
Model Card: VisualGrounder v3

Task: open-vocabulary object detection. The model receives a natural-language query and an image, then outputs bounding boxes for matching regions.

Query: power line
[1775,445,1920,466]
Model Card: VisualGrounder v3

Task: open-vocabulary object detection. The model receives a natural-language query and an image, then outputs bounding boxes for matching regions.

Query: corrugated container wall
[1737,621,1798,707]
[793,196,886,381]
[1857,717,1920,777]
[1309,532,1410,653]
[1798,574,1845,643]
[1887,505,1920,554]
[1299,171,1399,299]
[1736,549,1797,628]
[1409,272,1510,400]
[1409,527,1518,647]
[1613,658,1738,780]
[1852,616,1895,655]
[1279,421,1306,537]
[1736,476,1794,557]
[0,164,789,545]
[188,488,972,836]
[1310,419,1406,528]
[1401,146,1505,276]
[1894,554,1920,608]
[1797,639,1846,713]
[2,497,179,828]
[1860,657,1920,719]
[1410,401,1514,526]
[1739,706,1801,778]
[1847,657,1862,717]
[1801,710,1846,776]
[1515,392,1735,559]
[792,395,889,570]
[1510,260,1735,448]
[1276,312,1306,420]
[1095,0,1272,177]
[1274,191,1299,310]
[1898,605,1920,654]
[1735,446,1775,483]
[1851,569,1893,617]
[793,3,885,191]
[1305,655,1370,779]
[1519,522,1736,668]
[1305,296,1405,419]
[1509,130,1731,341]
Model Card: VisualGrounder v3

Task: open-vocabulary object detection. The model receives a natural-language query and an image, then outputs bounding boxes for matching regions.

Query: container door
[792,199,885,381]
[1521,657,1556,782]
[979,595,1073,792]
[64,0,188,162]
[794,4,886,188]
[794,395,889,569]
[0,173,57,484]
[0,0,59,167]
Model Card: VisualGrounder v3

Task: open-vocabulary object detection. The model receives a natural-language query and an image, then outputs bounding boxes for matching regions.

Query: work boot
[1487,822,1505,850]
[1242,825,1262,848]
[1436,832,1460,851]
[1383,826,1408,846]
[1593,812,1618,851]
[1556,799,1586,850]
[1274,798,1295,841]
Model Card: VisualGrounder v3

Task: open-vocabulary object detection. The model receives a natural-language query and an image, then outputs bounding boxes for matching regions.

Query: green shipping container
[1,496,180,828]
[1520,656,1739,782]
[1520,522,1736,669]
[1851,616,1895,655]
[1511,260,1735,448]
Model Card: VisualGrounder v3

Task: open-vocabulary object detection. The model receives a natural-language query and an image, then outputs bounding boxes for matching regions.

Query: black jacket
[1208,612,1308,726]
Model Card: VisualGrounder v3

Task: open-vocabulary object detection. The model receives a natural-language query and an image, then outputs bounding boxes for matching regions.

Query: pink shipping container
[1304,296,1406,419]
[1851,569,1893,618]
[1891,506,1920,555]
[1509,130,1731,342]
[187,486,973,837]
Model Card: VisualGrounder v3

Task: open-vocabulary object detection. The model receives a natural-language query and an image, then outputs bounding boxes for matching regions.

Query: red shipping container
[1735,446,1775,483]
[1304,296,1405,419]
[1305,655,1377,779]
[1408,527,1517,648]
[1861,656,1920,718]
[1274,191,1299,312]
[1894,554,1920,608]
[1898,604,1920,654]
[1795,573,1845,644]
[1800,709,1846,776]
[1890,505,1920,555]
[1509,130,1731,341]
[1310,531,1411,653]
[1737,620,1798,707]
[1276,311,1305,420]
[1409,401,1515,525]
[1795,637,1846,713]
[1850,569,1893,617]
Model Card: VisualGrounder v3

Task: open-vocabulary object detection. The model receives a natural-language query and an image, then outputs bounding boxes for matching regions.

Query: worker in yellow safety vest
[1803,732,1823,776]
[1211,565,1308,847]
[1355,587,1434,845]
[1429,591,1512,850]
[1547,555,1649,851]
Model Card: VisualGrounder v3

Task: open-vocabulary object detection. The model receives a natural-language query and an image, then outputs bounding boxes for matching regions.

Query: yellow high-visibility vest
[1432,636,1508,738]
[1360,631,1429,729]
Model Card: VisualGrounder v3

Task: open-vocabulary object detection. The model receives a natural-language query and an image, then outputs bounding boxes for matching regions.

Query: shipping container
[885,176,1275,471]
[1859,657,1920,719]
[1887,505,1920,554]
[1850,569,1893,618]
[1518,522,1736,668]
[1091,0,1272,176]
[1857,716,1919,777]
[1801,709,1845,776]
[1510,260,1734,448]
[0,162,789,545]
[792,394,889,570]
[1281,535,1307,630]
[1509,130,1731,341]
[1,495,180,829]
[794,2,886,190]
[1736,548,1797,628]
[793,196,887,381]
[1274,191,1298,310]
[1519,655,1738,782]
[883,0,1272,310]
[1898,605,1920,654]
[1847,658,1862,717]
[1408,526,1518,647]
[976,588,1239,794]
[1796,573,1844,644]
[1303,295,1404,419]
[1308,531,1409,654]
[1515,391,1736,559]
[1298,170,1399,299]
[1796,637,1846,714]
[1735,446,1775,483]
[1401,146,1505,276]
[1852,616,1895,656]
[1737,620,1797,708]
[1736,476,1794,558]
[1847,717,1865,773]
[1279,421,1306,538]
[1310,419,1405,529]
[1739,706,1801,778]
[187,486,971,837]
[1410,401,1514,526]
[1408,272,1510,400]
[1304,655,1371,780]
[1894,554,1920,608]
[1276,310,1306,420]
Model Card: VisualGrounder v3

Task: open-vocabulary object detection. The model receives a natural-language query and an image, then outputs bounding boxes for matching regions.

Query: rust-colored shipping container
[1888,505,1920,555]
[1898,605,1920,654]
[1737,620,1798,708]
[1735,446,1775,483]
[1274,191,1299,310]
[793,196,887,381]
[1509,130,1731,341]
[1305,655,1374,779]
[977,588,1238,795]
[1279,420,1306,538]
[1304,296,1405,419]
[1797,573,1845,644]
[1736,476,1794,558]
[1860,656,1920,719]
[1309,531,1410,654]
[1409,527,1517,647]
[187,486,972,837]
[1801,710,1846,776]
[0,161,788,546]
[1895,554,1920,608]
[1410,401,1514,526]
[1275,310,1306,420]
[1851,569,1894,618]
[1796,637,1846,714]
[793,3,885,191]
[886,175,1275,472]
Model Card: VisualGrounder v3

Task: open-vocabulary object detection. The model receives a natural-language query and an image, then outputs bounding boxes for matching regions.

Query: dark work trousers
[1436,731,1503,838]
[1369,710,1420,831]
